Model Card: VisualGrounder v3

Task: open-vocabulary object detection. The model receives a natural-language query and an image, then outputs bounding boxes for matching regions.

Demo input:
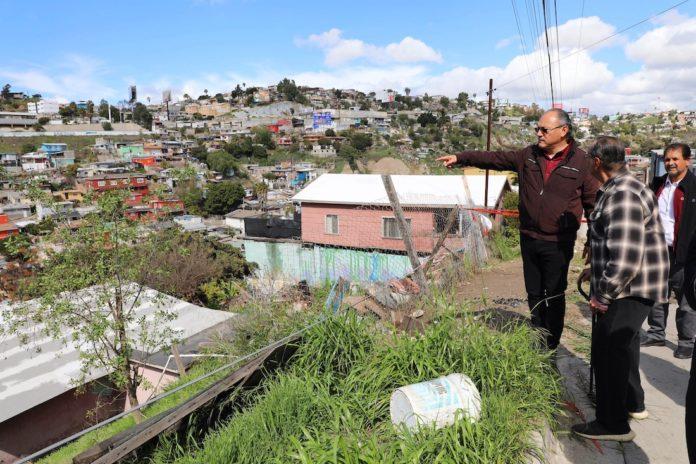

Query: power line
[571,0,586,105]
[553,0,563,106]
[510,0,539,103]
[541,0,556,105]
[496,0,690,91]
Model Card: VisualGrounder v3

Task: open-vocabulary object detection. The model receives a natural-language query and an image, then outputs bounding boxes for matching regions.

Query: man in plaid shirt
[574,136,669,442]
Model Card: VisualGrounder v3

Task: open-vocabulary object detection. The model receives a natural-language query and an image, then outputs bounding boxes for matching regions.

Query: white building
[27,100,61,115]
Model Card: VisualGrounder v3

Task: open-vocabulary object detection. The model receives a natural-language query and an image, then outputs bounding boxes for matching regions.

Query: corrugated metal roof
[291,174,509,208]
[0,285,235,423]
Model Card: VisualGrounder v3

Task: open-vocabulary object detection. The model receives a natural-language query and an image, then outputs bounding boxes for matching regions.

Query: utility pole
[485,78,493,209]
[107,101,112,123]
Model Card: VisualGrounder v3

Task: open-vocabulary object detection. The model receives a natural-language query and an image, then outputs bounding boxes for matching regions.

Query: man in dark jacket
[642,143,696,359]
[683,236,696,462]
[438,109,599,348]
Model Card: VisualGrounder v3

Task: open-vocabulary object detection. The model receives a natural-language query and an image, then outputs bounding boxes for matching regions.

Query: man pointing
[438,109,599,349]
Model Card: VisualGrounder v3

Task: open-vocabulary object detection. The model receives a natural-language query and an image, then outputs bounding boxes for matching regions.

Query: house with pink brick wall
[292,174,510,254]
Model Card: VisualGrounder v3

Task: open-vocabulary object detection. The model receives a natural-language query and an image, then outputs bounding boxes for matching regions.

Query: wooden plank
[171,345,186,377]
[74,335,299,464]
[381,175,427,291]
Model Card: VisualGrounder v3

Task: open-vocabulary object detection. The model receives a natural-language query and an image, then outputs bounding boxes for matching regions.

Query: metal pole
[485,78,493,209]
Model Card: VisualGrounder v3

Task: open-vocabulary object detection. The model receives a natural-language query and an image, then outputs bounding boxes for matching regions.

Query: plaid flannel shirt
[590,168,670,305]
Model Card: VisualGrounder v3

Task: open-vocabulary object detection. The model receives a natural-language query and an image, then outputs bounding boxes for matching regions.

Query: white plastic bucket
[390,373,482,431]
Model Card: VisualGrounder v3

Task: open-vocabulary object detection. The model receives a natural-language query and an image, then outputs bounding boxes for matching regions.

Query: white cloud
[0,54,116,102]
[495,36,517,50]
[625,17,696,68]
[539,16,619,51]
[296,29,442,66]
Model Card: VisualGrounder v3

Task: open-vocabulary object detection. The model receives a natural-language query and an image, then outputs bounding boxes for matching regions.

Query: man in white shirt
[642,143,696,359]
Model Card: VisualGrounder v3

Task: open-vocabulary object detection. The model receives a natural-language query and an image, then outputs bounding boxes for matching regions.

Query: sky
[2,0,696,114]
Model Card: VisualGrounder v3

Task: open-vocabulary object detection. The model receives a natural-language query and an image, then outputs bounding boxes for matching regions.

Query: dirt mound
[367,157,425,175]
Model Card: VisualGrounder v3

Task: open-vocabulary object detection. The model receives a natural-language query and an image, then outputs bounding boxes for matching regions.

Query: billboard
[552,102,564,110]
[162,90,171,103]
[129,85,137,103]
[312,111,333,129]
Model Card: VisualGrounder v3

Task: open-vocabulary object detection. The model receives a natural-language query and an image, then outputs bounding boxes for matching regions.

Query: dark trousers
[646,249,696,348]
[520,235,575,349]
[593,297,652,432]
[688,349,696,463]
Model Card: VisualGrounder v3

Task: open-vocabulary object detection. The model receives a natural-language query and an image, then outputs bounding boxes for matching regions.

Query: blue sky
[2,0,695,113]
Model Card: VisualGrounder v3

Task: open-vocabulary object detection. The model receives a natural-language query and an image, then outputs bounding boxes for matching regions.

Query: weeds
[157,295,561,464]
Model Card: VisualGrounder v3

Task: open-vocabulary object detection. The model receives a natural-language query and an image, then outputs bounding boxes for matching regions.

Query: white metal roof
[291,174,509,208]
[0,285,234,423]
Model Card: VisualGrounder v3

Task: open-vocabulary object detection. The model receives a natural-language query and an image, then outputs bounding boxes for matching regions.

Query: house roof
[0,285,235,423]
[292,174,510,208]
[224,209,265,219]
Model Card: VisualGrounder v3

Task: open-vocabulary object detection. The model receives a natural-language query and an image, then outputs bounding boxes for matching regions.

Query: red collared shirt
[541,142,572,183]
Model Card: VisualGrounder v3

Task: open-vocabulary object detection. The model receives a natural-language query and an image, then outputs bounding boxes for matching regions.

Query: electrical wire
[511,0,539,103]
[571,0,586,105]
[541,0,556,105]
[553,0,563,106]
[496,0,690,91]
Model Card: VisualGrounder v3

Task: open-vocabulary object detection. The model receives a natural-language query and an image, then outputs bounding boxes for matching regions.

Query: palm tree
[204,89,209,96]
[254,182,268,209]
[183,93,191,101]
[404,87,411,97]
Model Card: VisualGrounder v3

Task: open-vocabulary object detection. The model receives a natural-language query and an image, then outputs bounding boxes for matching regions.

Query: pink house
[292,174,510,254]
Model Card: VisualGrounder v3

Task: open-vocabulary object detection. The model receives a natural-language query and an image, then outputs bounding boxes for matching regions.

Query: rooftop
[0,285,235,423]
[292,173,509,208]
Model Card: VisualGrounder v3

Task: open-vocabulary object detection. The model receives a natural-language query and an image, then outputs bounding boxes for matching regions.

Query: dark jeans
[520,235,575,349]
[593,297,652,432]
[646,251,696,348]
[688,349,696,463]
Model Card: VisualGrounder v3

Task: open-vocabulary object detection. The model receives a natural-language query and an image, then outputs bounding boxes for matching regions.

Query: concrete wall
[240,239,421,285]
[0,380,124,463]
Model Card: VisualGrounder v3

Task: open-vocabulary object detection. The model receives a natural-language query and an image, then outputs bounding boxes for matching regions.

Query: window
[97,180,106,187]
[325,214,339,235]
[136,177,145,183]
[109,180,118,186]
[382,217,411,239]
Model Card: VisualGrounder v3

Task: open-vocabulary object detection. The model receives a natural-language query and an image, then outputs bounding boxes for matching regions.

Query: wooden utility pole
[381,175,427,291]
[485,78,494,209]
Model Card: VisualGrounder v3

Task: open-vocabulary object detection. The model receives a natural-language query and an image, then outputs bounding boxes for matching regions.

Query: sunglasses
[534,124,566,134]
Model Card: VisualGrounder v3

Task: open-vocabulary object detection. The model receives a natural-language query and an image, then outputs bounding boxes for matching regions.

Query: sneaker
[629,409,649,420]
[674,346,693,359]
[640,337,666,347]
[572,421,636,442]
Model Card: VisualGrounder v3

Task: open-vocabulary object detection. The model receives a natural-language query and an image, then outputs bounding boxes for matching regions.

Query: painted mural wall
[239,239,423,285]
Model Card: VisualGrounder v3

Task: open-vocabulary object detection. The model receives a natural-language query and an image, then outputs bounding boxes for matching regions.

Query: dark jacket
[455,142,599,242]
[651,169,696,272]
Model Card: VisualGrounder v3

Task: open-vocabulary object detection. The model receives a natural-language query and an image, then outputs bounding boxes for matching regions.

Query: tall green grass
[155,299,560,464]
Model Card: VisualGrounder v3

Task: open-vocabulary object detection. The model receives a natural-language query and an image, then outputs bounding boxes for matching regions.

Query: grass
[151,294,561,464]
[37,358,232,464]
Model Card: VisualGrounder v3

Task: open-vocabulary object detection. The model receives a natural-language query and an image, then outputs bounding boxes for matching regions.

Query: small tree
[102,121,113,131]
[204,181,245,215]
[206,151,238,177]
[1,192,180,422]
[350,132,373,152]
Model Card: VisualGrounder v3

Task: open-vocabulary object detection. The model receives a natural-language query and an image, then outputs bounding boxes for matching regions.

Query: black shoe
[572,421,635,442]
[674,346,693,359]
[640,337,666,347]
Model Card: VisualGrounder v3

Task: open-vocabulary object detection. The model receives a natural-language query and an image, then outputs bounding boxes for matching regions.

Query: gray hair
[546,108,573,141]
